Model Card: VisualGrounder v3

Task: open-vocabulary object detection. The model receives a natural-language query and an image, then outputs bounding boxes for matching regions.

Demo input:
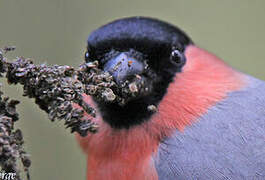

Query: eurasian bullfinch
[76,17,265,180]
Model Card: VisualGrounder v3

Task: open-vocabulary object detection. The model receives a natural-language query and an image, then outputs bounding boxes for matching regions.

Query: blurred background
[0,0,264,179]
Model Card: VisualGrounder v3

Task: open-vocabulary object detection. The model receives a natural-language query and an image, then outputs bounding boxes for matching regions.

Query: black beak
[103,52,145,84]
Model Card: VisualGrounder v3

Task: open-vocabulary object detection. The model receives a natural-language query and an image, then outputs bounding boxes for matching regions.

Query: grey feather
[155,76,265,180]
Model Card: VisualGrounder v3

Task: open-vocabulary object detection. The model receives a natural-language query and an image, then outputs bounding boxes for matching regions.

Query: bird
[74,17,265,180]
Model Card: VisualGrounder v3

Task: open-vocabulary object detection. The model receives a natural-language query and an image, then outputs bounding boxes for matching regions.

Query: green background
[0,0,264,179]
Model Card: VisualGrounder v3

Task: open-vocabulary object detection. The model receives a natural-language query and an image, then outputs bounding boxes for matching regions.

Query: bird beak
[103,52,145,84]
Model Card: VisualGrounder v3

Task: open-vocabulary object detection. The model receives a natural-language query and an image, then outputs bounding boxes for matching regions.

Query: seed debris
[0,48,30,180]
[0,47,155,136]
[147,105,157,112]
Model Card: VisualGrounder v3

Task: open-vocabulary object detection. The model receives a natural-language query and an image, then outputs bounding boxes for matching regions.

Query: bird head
[84,17,192,129]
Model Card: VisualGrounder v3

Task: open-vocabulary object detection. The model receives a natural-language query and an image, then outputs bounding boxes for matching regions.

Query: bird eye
[170,49,185,66]
[84,51,90,62]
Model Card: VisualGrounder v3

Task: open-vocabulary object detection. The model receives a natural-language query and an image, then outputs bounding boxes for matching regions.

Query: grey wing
[155,76,265,180]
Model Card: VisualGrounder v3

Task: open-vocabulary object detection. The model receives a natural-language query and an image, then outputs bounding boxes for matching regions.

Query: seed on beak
[102,88,116,102]
[129,82,138,93]
[147,105,157,112]
[135,74,141,79]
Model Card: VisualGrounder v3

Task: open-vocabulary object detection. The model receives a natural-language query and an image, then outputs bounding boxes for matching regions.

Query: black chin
[94,97,153,129]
